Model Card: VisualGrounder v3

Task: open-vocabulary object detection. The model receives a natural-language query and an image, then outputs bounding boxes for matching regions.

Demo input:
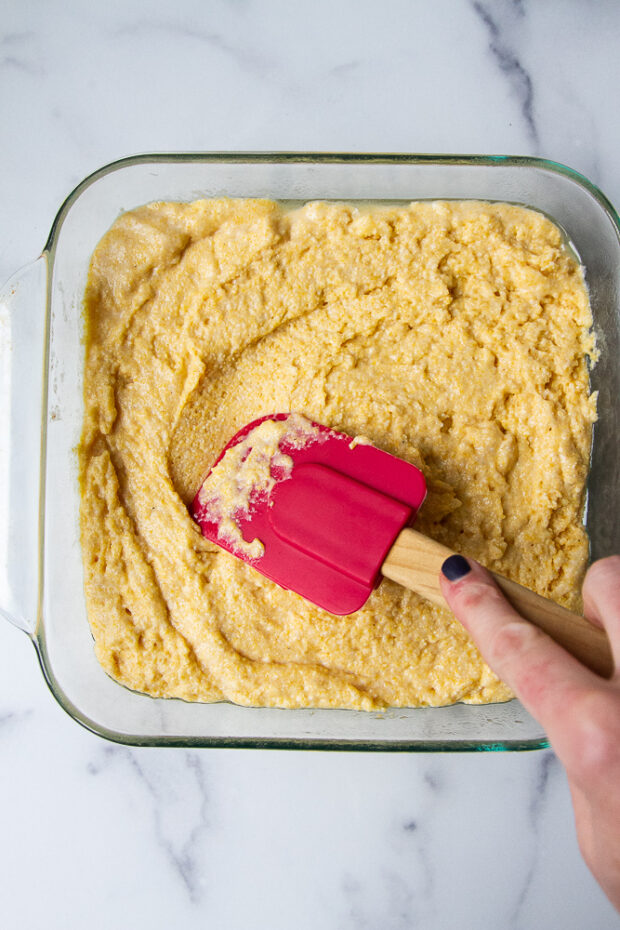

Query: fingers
[439,556,599,738]
[583,556,620,669]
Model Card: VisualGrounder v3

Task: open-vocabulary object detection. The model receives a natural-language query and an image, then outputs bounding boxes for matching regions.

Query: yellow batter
[78,199,596,709]
[196,413,321,560]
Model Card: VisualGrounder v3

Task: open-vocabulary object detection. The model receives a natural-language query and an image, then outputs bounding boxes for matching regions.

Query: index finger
[583,556,620,670]
[439,557,603,736]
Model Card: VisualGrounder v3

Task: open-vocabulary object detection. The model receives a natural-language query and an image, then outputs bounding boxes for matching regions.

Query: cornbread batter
[79,199,596,709]
[196,414,321,560]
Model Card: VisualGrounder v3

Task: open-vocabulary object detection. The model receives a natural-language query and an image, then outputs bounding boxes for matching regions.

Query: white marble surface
[1,1,620,927]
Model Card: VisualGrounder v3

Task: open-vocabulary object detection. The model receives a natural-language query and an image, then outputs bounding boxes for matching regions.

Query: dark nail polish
[441,554,471,582]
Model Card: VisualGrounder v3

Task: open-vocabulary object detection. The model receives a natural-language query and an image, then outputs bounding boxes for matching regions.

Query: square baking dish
[2,153,619,750]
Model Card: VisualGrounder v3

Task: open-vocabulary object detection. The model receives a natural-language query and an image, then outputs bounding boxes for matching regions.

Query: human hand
[440,554,620,913]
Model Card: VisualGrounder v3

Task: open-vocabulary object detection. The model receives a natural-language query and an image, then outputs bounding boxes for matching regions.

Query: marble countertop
[1,1,619,927]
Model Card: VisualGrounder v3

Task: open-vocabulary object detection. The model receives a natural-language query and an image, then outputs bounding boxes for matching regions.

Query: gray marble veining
[112,19,275,79]
[508,751,559,928]
[471,0,538,149]
[88,746,212,903]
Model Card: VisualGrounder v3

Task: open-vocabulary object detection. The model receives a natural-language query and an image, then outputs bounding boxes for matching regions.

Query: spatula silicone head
[191,413,427,614]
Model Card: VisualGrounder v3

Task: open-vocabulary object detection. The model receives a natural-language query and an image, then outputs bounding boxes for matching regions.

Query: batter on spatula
[78,198,596,709]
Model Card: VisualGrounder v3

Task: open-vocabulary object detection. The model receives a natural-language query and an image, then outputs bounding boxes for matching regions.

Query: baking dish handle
[0,255,48,635]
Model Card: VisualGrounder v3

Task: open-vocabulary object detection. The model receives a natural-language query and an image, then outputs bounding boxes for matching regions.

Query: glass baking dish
[1,153,619,751]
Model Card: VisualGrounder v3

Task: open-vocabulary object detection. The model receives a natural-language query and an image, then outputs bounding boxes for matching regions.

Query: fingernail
[441,554,471,581]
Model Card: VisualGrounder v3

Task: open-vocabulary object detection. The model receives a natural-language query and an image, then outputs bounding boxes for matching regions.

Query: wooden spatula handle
[382,528,614,679]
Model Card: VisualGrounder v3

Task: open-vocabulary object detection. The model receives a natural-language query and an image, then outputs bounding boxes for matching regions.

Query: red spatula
[191,413,613,678]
